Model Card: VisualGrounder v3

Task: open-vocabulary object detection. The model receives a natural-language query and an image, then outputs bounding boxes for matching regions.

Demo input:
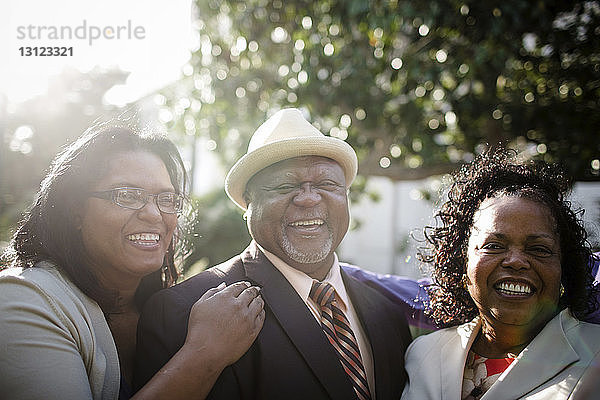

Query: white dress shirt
[258,245,375,398]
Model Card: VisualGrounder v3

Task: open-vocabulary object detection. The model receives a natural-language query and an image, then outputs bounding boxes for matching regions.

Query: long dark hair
[3,117,188,311]
[419,148,598,327]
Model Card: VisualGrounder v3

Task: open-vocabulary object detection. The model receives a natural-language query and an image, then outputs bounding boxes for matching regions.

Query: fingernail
[217,282,226,289]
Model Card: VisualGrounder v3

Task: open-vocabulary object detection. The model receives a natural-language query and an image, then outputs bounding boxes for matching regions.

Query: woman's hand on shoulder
[184,281,265,367]
[133,282,264,399]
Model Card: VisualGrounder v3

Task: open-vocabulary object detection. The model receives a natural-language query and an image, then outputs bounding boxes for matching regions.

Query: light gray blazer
[0,262,120,400]
[401,308,600,400]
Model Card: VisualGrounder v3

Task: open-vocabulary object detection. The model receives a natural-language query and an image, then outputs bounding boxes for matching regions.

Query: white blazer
[401,309,600,400]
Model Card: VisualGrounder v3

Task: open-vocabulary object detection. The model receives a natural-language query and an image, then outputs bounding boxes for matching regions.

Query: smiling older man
[134,108,412,400]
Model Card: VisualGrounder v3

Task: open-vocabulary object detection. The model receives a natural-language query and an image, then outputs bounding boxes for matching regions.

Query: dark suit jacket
[134,242,412,399]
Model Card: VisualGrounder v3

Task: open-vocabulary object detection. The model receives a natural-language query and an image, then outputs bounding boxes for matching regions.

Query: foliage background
[2,1,599,272]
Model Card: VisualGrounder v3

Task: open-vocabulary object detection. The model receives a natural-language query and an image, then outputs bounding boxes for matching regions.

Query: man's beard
[281,223,334,264]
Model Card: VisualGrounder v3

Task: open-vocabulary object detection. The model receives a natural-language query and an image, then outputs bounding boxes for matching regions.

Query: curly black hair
[2,116,189,312]
[419,148,598,327]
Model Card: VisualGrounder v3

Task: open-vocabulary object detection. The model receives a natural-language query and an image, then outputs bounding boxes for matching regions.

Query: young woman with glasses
[0,118,265,400]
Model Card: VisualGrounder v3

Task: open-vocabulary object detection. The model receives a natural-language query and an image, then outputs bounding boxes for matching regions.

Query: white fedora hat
[225,108,358,210]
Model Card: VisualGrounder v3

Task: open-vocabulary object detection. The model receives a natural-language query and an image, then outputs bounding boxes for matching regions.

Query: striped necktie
[309,280,372,400]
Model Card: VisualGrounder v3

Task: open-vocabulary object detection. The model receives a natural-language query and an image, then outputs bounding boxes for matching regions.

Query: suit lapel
[242,244,356,400]
[483,311,579,399]
[342,269,411,400]
[441,319,480,400]
[342,271,386,399]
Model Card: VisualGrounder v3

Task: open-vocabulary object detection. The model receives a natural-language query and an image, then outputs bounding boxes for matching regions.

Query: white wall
[339,176,436,279]
[571,181,600,247]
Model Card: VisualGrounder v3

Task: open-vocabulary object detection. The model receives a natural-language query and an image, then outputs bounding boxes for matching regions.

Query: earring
[560,283,565,297]
[161,264,169,284]
[461,274,468,289]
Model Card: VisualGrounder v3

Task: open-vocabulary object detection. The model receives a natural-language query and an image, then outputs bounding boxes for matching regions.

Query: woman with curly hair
[0,118,264,400]
[401,148,600,400]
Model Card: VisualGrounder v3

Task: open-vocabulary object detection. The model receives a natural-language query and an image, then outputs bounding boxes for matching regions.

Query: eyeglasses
[89,187,184,214]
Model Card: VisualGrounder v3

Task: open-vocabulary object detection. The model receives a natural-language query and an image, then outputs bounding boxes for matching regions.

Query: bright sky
[0,0,194,104]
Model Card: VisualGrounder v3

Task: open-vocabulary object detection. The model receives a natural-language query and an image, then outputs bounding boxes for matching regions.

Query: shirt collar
[257,244,348,310]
